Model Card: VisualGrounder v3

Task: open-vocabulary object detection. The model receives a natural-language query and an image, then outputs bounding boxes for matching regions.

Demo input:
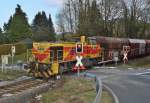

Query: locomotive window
[57,50,63,61]
[50,50,54,63]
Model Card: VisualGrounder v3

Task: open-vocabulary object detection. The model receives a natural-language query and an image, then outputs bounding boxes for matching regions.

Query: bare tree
[57,0,150,38]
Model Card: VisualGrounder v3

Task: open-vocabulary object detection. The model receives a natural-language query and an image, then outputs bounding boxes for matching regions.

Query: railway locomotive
[26,36,150,78]
[26,36,102,78]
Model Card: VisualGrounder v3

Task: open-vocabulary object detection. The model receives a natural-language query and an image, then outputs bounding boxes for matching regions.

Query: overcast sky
[0,0,64,30]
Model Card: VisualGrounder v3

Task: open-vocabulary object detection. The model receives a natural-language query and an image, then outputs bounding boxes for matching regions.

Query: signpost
[73,43,85,76]
[11,46,15,68]
[75,55,83,76]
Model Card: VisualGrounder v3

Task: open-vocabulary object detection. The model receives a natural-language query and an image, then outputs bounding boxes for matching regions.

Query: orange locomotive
[26,36,102,78]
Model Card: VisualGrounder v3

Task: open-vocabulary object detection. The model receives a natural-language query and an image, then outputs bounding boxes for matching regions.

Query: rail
[83,73,102,103]
[0,79,48,97]
[0,79,55,103]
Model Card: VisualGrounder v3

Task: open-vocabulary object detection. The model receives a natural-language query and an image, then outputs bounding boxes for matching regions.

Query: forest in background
[56,0,150,39]
[0,0,150,44]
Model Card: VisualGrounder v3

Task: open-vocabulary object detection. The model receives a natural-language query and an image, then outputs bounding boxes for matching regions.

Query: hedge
[0,43,32,55]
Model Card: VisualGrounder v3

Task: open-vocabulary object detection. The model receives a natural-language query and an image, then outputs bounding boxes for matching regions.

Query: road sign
[11,46,16,54]
[73,55,85,76]
[1,55,10,72]
[11,46,16,58]
[75,55,83,67]
[123,51,128,64]
[1,55,9,64]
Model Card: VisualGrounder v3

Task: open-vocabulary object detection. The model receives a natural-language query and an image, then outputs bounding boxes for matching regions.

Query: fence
[0,49,32,71]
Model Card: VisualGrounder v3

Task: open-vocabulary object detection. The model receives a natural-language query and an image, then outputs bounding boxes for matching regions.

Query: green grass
[0,70,27,81]
[42,77,96,103]
[127,56,150,68]
[101,90,113,103]
[109,56,150,69]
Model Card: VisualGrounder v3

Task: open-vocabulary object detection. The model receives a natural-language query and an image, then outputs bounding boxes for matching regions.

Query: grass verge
[0,70,27,81]
[101,90,113,103]
[42,76,96,103]
[109,56,150,69]
[125,56,150,68]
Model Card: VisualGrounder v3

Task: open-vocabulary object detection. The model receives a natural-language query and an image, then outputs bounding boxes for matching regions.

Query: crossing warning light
[76,43,83,53]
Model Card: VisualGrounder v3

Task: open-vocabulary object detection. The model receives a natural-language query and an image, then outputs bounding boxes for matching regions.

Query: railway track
[0,78,54,98]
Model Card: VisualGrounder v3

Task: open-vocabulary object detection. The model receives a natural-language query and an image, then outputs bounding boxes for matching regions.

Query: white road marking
[94,66,117,69]
[128,68,134,70]
[135,72,150,75]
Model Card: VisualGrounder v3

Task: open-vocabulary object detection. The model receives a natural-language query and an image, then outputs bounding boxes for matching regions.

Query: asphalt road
[87,68,150,103]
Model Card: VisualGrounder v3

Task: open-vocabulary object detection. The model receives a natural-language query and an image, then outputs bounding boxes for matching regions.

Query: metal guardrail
[83,73,102,103]
[93,77,102,103]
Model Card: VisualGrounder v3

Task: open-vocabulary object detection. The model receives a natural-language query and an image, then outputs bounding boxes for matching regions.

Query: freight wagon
[89,36,150,61]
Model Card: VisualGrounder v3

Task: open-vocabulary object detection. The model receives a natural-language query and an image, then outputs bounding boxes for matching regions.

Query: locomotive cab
[50,46,63,62]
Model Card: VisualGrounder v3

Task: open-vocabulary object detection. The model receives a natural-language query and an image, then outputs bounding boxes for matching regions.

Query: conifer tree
[0,28,2,44]
[0,28,2,34]
[0,27,6,44]
[3,16,12,32]
[48,14,55,35]
[4,4,31,42]
[32,11,55,41]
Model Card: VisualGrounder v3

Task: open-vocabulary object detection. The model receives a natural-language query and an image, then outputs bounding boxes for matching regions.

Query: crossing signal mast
[74,42,85,76]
